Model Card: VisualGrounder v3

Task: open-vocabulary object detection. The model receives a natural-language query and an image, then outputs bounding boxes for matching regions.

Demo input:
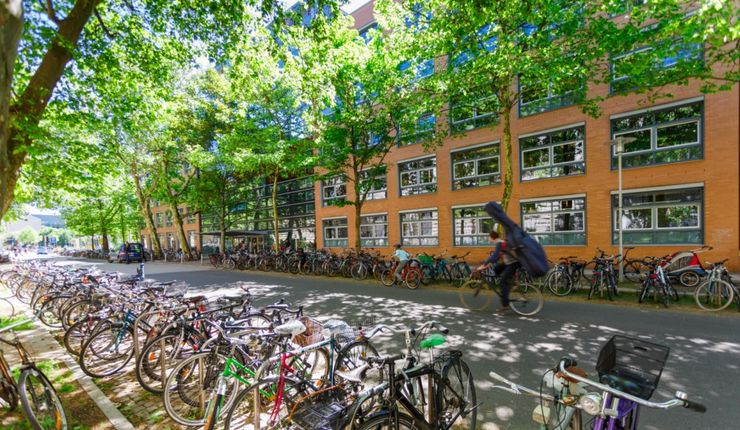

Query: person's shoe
[495,306,511,314]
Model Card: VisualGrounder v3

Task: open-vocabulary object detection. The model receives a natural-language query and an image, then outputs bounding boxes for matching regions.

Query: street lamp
[611,135,636,283]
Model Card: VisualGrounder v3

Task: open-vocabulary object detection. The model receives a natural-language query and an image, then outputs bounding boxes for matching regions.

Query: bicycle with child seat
[346,320,477,430]
[489,335,706,429]
[380,259,424,289]
[458,267,544,315]
[0,314,68,430]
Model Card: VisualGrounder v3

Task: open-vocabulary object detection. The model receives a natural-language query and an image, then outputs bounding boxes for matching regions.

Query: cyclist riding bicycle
[392,243,411,284]
[476,231,520,314]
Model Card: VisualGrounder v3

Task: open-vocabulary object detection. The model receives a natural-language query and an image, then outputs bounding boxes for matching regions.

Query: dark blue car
[111,243,145,263]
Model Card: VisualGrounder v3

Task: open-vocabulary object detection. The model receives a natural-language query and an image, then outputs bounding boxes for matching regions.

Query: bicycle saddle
[275,319,306,337]
[420,333,446,349]
[335,364,370,383]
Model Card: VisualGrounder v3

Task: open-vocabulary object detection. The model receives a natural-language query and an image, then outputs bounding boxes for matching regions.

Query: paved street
[72,259,738,429]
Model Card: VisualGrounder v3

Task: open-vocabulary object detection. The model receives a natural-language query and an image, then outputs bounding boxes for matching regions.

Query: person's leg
[394,260,408,282]
[500,263,519,307]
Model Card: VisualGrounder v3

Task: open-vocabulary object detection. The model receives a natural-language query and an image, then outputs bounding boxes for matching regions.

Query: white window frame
[323,217,349,248]
[322,175,347,206]
[452,204,498,247]
[451,143,500,189]
[399,156,437,196]
[400,209,439,246]
[521,197,587,235]
[614,204,701,231]
[360,168,387,201]
[360,213,388,247]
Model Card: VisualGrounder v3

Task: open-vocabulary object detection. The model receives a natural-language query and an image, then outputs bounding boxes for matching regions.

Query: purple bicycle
[489,335,705,429]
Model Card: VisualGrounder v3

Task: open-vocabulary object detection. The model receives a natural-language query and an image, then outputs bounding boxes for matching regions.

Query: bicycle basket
[293,316,324,347]
[417,254,434,265]
[321,319,356,346]
[292,397,345,430]
[596,335,669,400]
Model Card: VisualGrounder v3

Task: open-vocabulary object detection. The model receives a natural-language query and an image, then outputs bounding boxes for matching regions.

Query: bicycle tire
[63,316,101,357]
[458,280,494,311]
[136,333,198,394]
[638,280,651,304]
[623,261,644,284]
[380,269,395,287]
[582,260,598,283]
[510,283,544,316]
[694,279,734,311]
[79,322,135,378]
[546,270,573,296]
[405,267,422,290]
[679,271,701,288]
[0,297,15,319]
[18,367,68,430]
[223,376,306,430]
[356,411,417,430]
[335,340,379,377]
[438,357,477,429]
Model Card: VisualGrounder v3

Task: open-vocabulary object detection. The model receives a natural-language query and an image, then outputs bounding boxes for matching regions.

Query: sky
[284,0,371,14]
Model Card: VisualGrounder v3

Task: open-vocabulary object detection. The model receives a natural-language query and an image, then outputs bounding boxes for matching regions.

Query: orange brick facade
[314,1,740,270]
[140,204,200,253]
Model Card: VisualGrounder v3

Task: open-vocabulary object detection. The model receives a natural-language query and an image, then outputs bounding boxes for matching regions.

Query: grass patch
[147,410,166,424]
[0,315,34,331]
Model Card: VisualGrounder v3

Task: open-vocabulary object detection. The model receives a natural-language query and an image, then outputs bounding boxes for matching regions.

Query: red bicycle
[380,259,423,289]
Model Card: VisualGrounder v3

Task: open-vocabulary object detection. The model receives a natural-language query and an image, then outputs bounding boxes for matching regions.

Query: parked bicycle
[693,258,740,311]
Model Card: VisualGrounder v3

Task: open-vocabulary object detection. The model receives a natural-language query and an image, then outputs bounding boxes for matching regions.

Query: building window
[453,206,498,246]
[522,197,586,245]
[322,175,347,206]
[155,213,163,228]
[401,210,438,246]
[165,210,173,227]
[399,156,437,196]
[188,231,197,248]
[449,89,499,133]
[186,209,196,224]
[451,143,500,190]
[399,113,435,146]
[358,22,378,43]
[323,218,348,248]
[519,78,580,117]
[613,186,702,244]
[520,125,585,181]
[360,167,387,201]
[360,214,388,247]
[611,100,702,169]
[610,41,703,94]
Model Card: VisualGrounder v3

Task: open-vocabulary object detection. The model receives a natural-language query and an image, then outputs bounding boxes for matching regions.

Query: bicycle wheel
[404,268,422,290]
[546,270,573,296]
[79,322,135,378]
[18,367,68,430]
[638,280,651,304]
[581,261,598,283]
[438,357,477,429]
[355,411,417,430]
[163,351,240,427]
[380,269,395,287]
[0,354,18,410]
[509,283,544,316]
[623,261,644,284]
[0,296,15,319]
[223,376,307,430]
[694,279,734,311]
[679,271,701,288]
[458,280,494,311]
[335,340,379,376]
[351,262,369,280]
[420,264,433,285]
[136,333,198,394]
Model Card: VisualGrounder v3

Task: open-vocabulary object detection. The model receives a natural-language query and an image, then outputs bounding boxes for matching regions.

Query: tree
[16,227,39,245]
[0,0,344,221]
[382,0,737,212]
[299,13,445,251]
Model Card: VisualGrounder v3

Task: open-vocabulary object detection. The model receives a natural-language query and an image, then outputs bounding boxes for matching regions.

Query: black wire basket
[596,335,670,400]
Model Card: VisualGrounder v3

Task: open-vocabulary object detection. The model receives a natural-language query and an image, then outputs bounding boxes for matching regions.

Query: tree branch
[94,8,115,38]
[44,0,61,24]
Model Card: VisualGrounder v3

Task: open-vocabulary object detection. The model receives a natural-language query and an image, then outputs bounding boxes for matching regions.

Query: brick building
[140,201,200,254]
[314,1,740,269]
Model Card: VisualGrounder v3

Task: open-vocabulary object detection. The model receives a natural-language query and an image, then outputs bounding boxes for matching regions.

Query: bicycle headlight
[578,392,602,415]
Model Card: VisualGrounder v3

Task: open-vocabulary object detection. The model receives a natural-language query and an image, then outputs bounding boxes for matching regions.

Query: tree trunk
[101,225,109,254]
[90,235,94,250]
[500,94,514,212]
[133,174,162,258]
[119,212,126,244]
[352,166,363,252]
[0,0,101,219]
[170,202,192,259]
[271,171,280,251]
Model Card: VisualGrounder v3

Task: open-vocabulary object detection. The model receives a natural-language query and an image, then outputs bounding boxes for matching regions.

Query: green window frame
[612,186,703,245]
[521,197,586,246]
[360,214,388,247]
[452,206,498,246]
[449,90,499,133]
[400,210,439,246]
[610,100,703,169]
[451,143,501,190]
[399,157,437,196]
[323,218,348,248]
[520,125,585,181]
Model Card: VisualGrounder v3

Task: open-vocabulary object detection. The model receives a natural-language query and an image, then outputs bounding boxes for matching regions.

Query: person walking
[392,243,411,285]
[476,231,520,314]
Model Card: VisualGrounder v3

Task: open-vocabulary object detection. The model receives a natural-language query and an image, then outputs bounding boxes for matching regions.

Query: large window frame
[610,41,703,94]
[399,156,437,196]
[400,209,439,246]
[451,142,501,190]
[360,167,387,201]
[610,99,703,169]
[521,196,586,246]
[611,185,703,245]
[518,78,580,117]
[452,205,498,246]
[360,214,388,247]
[449,89,499,133]
[323,217,349,248]
[399,112,436,146]
[322,175,347,207]
[520,124,585,181]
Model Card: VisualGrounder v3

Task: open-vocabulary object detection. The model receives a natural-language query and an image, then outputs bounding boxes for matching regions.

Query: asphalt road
[66,259,739,430]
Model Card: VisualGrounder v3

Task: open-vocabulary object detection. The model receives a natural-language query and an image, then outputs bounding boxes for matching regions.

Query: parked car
[110,243,145,263]
[36,245,48,255]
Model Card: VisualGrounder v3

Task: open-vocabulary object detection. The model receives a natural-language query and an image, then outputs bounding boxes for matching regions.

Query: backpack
[484,201,549,277]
